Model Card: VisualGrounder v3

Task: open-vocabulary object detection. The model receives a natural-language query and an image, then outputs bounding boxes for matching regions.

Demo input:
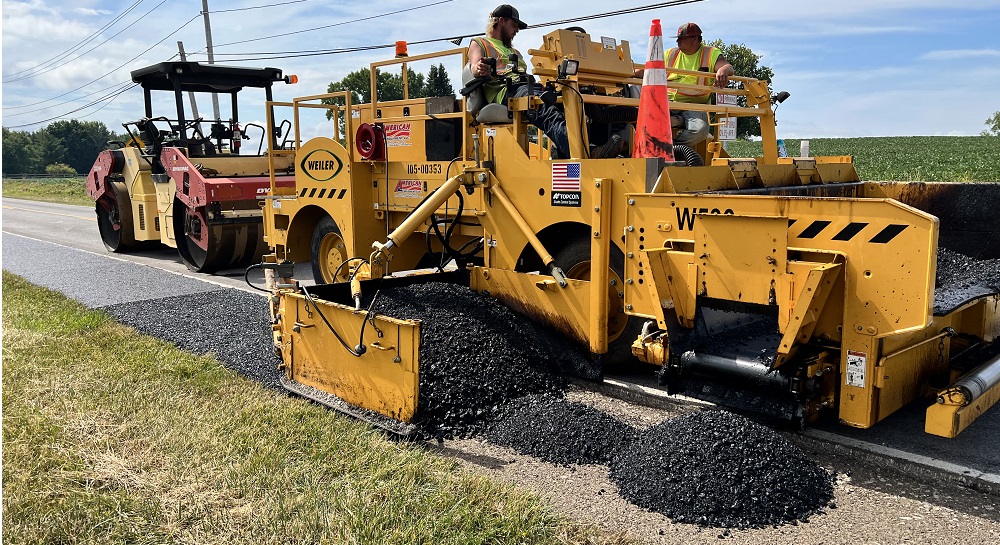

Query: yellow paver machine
[259,29,1000,438]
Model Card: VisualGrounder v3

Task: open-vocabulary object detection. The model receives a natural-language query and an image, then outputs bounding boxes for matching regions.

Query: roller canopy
[131,61,284,93]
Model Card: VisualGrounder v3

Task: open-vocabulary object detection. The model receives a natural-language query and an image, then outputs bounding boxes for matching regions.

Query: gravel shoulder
[437,390,1000,545]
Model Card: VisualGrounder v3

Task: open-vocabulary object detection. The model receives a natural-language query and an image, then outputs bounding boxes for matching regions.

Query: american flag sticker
[551,162,582,207]
[552,162,581,191]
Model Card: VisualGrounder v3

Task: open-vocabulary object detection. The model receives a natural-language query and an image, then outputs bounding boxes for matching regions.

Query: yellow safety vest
[665,45,721,104]
[473,36,527,103]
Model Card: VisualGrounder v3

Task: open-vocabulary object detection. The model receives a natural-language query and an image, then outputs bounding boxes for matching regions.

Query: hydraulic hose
[300,285,369,357]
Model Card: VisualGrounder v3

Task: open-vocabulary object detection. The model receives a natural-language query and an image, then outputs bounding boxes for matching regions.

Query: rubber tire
[310,216,347,284]
[552,238,644,370]
[95,181,138,253]
[673,144,704,166]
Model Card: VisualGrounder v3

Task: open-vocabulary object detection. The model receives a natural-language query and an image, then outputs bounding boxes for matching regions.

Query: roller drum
[177,221,266,273]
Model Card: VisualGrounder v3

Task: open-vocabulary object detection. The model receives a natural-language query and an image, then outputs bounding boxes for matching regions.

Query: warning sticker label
[846,350,867,388]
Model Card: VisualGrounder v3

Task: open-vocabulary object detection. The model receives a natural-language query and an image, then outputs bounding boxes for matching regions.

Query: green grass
[1,272,629,545]
[2,177,92,206]
[725,136,1000,182]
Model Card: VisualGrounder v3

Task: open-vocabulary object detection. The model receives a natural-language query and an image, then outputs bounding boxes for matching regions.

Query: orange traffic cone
[633,19,674,160]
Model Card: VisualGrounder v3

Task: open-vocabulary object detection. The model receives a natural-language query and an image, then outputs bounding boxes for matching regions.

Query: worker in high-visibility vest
[467,4,627,159]
[666,22,735,145]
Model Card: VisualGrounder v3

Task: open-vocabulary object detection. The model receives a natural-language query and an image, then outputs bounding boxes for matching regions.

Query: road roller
[86,61,297,272]
[257,30,1000,438]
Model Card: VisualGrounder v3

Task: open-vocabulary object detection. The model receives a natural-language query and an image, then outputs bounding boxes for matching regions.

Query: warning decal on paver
[846,350,867,388]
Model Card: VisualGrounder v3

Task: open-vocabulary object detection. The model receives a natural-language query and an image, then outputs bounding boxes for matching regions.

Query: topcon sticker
[846,350,867,388]
[394,179,424,198]
[384,123,412,147]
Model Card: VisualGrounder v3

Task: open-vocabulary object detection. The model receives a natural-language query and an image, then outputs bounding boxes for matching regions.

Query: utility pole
[202,0,222,121]
[176,41,202,134]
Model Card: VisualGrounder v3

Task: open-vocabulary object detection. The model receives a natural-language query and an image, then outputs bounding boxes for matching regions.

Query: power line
[5,0,704,128]
[3,0,172,85]
[2,14,196,111]
[208,0,308,13]
[2,0,145,80]
[191,0,454,53]
[5,83,139,129]
[212,0,704,62]
[2,81,134,118]
[79,85,142,122]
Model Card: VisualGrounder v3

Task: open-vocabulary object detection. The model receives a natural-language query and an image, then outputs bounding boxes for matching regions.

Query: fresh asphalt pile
[484,393,638,465]
[371,282,589,438]
[101,289,283,389]
[609,410,835,529]
[935,247,1000,312]
[363,282,838,528]
[936,247,1000,289]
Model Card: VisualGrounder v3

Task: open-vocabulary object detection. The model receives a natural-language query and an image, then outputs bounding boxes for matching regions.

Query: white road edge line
[1,231,266,297]
[804,428,1000,486]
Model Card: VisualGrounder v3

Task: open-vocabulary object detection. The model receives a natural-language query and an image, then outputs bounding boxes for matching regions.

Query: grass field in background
[725,136,1000,182]
[2,178,93,206]
[1,272,627,545]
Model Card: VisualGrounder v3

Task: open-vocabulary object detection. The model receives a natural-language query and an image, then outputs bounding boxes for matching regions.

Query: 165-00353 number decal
[406,163,442,175]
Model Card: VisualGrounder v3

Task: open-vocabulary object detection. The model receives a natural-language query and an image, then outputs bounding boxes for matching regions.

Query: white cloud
[73,8,111,16]
[920,49,1000,61]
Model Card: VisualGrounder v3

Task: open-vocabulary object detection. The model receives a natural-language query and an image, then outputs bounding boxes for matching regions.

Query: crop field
[725,136,1000,182]
[2,136,997,207]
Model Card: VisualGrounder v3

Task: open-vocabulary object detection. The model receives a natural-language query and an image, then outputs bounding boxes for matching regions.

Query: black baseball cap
[491,4,527,29]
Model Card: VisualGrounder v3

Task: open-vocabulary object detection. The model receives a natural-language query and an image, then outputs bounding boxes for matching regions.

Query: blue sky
[3,0,1000,139]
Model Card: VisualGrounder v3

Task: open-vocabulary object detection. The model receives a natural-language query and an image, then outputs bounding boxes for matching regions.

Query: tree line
[3,120,124,176]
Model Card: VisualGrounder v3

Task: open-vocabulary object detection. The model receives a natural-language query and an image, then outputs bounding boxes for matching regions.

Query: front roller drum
[95,180,138,253]
[175,204,267,272]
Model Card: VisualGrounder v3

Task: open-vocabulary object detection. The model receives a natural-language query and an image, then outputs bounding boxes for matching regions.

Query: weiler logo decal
[301,148,344,182]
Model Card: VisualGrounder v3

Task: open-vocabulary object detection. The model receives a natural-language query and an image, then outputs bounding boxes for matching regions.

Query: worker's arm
[714,55,734,88]
[468,40,491,78]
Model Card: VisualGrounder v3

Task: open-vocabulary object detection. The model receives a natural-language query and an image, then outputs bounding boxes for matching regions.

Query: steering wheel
[181,117,208,139]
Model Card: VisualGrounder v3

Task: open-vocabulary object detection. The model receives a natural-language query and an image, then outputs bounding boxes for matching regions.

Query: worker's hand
[715,69,729,88]
[475,59,491,78]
